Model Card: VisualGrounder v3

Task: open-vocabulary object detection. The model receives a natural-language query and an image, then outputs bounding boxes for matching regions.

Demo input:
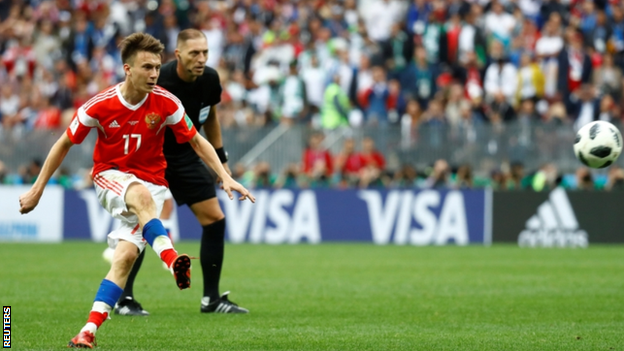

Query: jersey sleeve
[66,107,96,144]
[165,103,197,143]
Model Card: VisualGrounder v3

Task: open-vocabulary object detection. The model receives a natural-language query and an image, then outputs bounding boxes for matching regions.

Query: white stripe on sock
[92,301,112,314]
[152,235,174,257]
[80,322,97,334]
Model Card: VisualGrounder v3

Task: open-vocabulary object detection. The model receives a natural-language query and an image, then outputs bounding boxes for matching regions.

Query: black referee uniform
[158,60,223,203]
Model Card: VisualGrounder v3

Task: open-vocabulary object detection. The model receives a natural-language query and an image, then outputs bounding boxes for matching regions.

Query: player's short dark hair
[119,33,164,64]
[177,28,206,47]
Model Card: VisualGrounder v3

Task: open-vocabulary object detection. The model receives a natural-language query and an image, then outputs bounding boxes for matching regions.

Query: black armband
[215,147,228,163]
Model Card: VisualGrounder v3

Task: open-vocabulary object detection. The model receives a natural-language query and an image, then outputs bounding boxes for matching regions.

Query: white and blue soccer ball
[574,121,623,168]
[102,247,115,264]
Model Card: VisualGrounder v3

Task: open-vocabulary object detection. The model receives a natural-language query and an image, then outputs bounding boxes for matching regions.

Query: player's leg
[113,249,147,316]
[69,236,143,347]
[115,192,174,316]
[69,171,187,347]
[125,182,191,289]
[190,198,249,314]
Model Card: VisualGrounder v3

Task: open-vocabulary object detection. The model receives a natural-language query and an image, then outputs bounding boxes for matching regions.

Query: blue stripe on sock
[143,218,167,247]
[94,279,123,307]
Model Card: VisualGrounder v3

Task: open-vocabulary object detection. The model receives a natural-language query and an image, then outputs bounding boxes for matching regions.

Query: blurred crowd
[3,0,624,190]
[228,132,624,191]
[3,132,624,192]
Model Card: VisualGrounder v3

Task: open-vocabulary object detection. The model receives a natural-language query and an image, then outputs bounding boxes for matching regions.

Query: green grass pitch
[1,242,624,350]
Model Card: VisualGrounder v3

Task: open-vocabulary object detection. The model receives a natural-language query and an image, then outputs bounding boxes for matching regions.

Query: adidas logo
[109,120,120,128]
[518,188,588,248]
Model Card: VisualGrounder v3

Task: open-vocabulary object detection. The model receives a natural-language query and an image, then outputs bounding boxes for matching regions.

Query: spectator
[392,164,419,188]
[421,5,448,65]
[531,163,560,191]
[33,19,61,70]
[400,99,423,148]
[517,98,541,121]
[575,167,595,190]
[425,159,451,188]
[403,46,439,108]
[446,83,467,127]
[508,161,527,190]
[596,94,618,123]
[358,136,386,188]
[605,165,624,191]
[569,84,600,130]
[454,164,473,189]
[275,163,301,189]
[445,13,463,65]
[557,27,593,103]
[0,159,6,184]
[0,84,19,128]
[334,137,363,186]
[33,96,61,130]
[364,0,405,42]
[484,0,516,45]
[384,23,413,73]
[587,10,612,54]
[321,74,351,129]
[21,158,41,184]
[360,66,390,125]
[484,40,518,105]
[301,55,326,117]
[406,0,431,36]
[251,161,275,189]
[516,52,545,104]
[593,53,622,98]
[458,5,487,67]
[301,132,333,181]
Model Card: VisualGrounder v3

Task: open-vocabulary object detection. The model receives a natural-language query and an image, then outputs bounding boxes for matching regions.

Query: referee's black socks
[201,218,226,300]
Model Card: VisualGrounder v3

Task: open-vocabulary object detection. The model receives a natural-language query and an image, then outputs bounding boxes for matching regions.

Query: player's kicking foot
[201,291,249,314]
[114,297,149,316]
[172,254,191,290]
[67,330,96,348]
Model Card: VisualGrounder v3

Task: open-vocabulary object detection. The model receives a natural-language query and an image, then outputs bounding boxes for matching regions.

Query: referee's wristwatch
[215,147,228,163]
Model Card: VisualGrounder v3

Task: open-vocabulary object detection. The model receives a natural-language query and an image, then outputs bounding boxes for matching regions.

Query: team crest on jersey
[145,112,161,129]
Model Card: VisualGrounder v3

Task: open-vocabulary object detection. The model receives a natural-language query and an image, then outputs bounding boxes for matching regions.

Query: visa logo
[219,190,320,244]
[358,190,469,245]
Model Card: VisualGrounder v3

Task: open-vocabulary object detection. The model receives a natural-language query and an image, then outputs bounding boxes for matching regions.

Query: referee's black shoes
[114,297,150,316]
[201,291,249,314]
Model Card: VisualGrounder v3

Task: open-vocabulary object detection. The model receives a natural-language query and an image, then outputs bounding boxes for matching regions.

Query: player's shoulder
[153,85,183,105]
[81,85,119,112]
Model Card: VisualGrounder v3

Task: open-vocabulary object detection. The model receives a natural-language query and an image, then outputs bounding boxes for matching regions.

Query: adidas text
[109,120,120,128]
[517,188,588,248]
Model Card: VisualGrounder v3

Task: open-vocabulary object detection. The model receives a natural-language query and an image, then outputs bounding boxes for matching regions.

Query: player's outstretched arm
[19,133,74,214]
[188,133,255,203]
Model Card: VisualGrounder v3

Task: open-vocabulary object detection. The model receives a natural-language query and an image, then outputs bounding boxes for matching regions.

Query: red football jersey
[66,84,197,187]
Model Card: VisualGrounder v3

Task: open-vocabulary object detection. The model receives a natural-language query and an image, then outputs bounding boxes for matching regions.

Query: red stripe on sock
[160,249,178,268]
[87,311,109,329]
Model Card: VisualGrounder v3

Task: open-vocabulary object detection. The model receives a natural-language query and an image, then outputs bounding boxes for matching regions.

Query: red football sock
[160,248,178,268]
[87,311,108,329]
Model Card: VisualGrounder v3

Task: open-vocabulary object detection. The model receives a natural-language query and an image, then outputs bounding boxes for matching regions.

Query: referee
[114,29,248,314]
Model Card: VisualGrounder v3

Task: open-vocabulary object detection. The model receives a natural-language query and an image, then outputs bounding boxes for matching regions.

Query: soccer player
[18,33,255,348]
[112,28,251,316]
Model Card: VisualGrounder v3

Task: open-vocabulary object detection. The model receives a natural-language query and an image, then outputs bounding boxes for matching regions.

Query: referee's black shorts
[165,160,216,206]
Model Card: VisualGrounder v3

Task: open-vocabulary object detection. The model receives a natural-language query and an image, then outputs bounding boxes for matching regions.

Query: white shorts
[93,170,168,252]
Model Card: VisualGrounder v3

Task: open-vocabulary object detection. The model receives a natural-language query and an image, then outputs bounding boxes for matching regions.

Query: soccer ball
[574,121,623,168]
[102,247,115,264]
